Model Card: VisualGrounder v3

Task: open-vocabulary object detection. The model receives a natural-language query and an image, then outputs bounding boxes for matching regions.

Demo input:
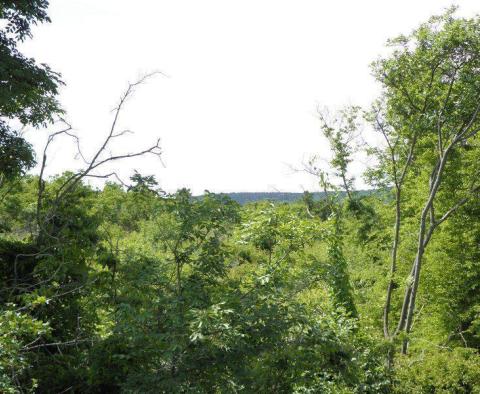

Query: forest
[1,1,480,393]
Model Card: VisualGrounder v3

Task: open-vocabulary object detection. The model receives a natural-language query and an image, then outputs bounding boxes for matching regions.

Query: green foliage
[0,307,49,393]
[0,126,35,181]
[2,3,480,393]
[394,348,480,393]
[0,0,62,182]
[318,105,361,197]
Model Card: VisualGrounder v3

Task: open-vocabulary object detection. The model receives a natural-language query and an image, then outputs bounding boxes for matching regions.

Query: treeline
[206,191,374,205]
[1,2,480,393]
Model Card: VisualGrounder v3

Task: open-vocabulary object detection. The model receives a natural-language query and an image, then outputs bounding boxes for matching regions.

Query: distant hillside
[212,191,375,205]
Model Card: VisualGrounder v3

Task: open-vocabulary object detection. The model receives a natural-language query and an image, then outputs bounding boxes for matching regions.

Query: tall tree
[370,8,480,355]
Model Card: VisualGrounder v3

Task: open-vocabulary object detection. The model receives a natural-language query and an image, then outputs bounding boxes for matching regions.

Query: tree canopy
[1,3,480,393]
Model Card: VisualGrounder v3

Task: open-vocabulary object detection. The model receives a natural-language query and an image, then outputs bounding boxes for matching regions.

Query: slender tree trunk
[171,253,183,378]
[384,187,402,339]
[384,188,403,369]
[396,147,450,352]
[341,173,353,201]
[401,205,430,353]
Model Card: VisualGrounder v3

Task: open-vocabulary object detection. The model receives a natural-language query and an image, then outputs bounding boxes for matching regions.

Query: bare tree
[36,72,163,239]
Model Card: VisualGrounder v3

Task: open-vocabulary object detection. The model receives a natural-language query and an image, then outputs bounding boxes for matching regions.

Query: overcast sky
[21,0,479,194]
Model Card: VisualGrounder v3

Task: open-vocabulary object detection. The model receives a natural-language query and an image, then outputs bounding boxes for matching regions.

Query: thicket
[1,2,480,393]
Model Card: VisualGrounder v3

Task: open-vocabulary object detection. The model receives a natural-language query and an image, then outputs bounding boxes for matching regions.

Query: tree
[0,0,63,182]
[317,106,361,201]
[369,8,480,355]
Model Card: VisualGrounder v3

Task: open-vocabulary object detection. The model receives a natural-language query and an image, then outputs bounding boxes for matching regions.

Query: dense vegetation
[1,2,480,393]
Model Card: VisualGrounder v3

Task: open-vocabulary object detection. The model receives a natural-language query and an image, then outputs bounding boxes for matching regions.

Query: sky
[21,0,479,194]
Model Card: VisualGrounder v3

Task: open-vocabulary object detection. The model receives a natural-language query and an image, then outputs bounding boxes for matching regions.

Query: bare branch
[36,73,164,239]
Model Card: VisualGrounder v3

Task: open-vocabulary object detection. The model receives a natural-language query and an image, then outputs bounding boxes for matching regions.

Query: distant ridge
[221,192,322,205]
[208,191,374,205]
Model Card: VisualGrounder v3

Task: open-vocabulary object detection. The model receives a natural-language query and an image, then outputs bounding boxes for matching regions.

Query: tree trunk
[383,187,402,338]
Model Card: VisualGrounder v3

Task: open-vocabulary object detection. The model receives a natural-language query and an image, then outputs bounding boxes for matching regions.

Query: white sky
[20,0,479,194]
